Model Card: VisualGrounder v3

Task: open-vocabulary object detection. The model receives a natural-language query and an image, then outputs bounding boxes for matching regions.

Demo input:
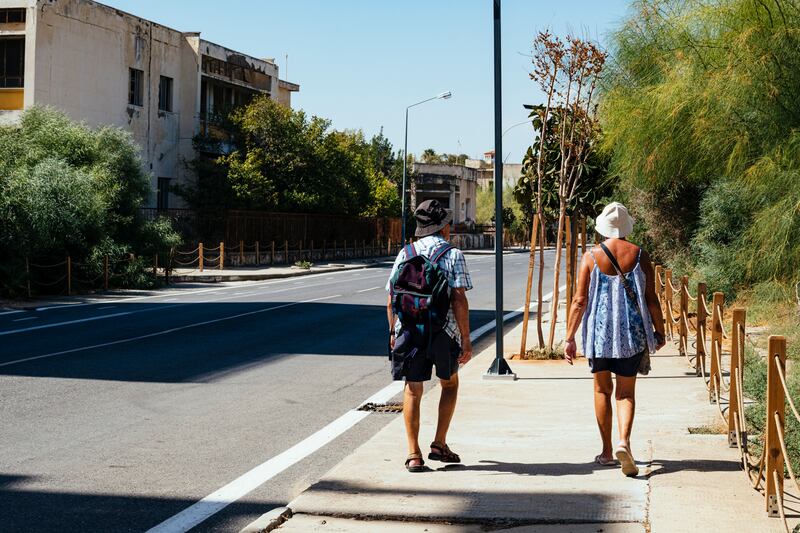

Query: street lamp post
[484,0,516,380]
[401,91,452,244]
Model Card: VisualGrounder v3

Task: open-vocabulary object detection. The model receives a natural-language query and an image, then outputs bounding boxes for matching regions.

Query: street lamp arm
[502,119,533,137]
[407,91,452,110]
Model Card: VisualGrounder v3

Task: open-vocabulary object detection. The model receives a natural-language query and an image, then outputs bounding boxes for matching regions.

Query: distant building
[410,162,478,224]
[0,0,299,209]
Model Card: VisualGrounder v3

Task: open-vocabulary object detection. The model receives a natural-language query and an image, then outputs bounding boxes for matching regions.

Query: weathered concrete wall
[29,0,199,206]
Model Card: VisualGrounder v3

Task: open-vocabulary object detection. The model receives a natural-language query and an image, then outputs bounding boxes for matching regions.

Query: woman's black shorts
[588,349,645,377]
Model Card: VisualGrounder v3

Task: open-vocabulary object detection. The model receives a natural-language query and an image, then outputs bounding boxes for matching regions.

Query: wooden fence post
[199,242,204,272]
[66,255,72,295]
[654,265,663,308]
[729,308,746,448]
[665,269,674,340]
[386,239,391,256]
[219,242,224,270]
[271,241,275,265]
[695,282,707,377]
[26,256,32,298]
[310,240,315,262]
[104,255,109,291]
[255,241,260,266]
[765,335,787,517]
[709,292,724,403]
[284,240,289,265]
[519,213,540,357]
[679,275,689,356]
[239,240,244,264]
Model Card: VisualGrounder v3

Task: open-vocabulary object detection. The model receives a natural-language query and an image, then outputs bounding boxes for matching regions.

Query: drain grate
[357,402,403,413]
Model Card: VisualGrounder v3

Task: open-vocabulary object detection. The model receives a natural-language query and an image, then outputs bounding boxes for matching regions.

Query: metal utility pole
[484,0,516,380]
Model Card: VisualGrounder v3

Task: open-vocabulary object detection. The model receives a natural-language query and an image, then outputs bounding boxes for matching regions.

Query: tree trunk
[519,213,540,357]
[536,212,546,348]
[547,203,567,349]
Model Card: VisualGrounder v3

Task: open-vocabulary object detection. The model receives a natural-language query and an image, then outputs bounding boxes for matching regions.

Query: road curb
[239,506,293,533]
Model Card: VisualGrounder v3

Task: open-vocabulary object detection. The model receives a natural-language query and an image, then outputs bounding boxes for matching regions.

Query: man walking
[386,199,473,472]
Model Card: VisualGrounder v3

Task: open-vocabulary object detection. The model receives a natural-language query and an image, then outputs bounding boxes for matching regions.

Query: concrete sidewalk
[258,303,793,532]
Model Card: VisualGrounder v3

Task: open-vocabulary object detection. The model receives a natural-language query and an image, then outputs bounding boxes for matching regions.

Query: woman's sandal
[428,441,461,463]
[595,454,617,467]
[405,453,425,473]
[614,445,639,477]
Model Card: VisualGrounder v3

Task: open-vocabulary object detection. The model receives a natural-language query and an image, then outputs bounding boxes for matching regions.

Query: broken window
[0,9,26,23]
[158,75,173,112]
[157,177,171,210]
[0,38,24,88]
[128,68,143,106]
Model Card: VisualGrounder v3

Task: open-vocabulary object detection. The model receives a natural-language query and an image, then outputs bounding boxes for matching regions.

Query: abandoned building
[0,0,299,209]
[410,162,478,225]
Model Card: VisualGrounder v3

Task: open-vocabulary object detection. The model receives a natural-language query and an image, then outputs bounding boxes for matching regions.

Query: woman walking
[564,202,666,477]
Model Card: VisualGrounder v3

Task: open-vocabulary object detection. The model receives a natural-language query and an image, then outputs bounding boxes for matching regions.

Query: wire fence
[655,265,794,529]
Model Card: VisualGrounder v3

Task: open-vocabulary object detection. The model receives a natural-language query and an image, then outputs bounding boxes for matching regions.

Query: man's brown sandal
[405,453,425,472]
[428,441,461,463]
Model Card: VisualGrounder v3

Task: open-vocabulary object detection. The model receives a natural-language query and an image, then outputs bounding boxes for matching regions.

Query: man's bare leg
[594,371,614,462]
[404,381,424,466]
[433,373,459,445]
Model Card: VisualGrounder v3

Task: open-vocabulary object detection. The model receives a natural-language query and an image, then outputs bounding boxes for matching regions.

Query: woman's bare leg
[593,371,614,461]
[615,374,637,449]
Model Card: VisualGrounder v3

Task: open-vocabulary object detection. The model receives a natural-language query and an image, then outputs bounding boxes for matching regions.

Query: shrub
[0,107,179,296]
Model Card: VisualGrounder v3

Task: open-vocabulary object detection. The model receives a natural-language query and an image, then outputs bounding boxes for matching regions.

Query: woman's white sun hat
[595,202,635,239]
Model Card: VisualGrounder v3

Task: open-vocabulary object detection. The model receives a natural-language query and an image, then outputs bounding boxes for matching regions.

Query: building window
[0,9,26,23]
[157,178,171,210]
[0,38,24,88]
[128,68,143,106]
[158,76,173,112]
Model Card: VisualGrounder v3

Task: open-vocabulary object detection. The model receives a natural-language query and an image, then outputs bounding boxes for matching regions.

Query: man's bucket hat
[595,202,635,239]
[414,199,453,238]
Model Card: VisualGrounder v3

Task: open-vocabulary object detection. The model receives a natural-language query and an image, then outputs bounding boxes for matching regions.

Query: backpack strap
[405,242,418,259]
[430,243,452,264]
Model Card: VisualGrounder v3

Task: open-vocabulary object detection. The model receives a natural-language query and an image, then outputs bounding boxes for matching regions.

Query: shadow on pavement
[0,474,279,533]
[0,301,502,383]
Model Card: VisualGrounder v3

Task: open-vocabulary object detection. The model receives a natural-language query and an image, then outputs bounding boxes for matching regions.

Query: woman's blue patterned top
[581,249,657,359]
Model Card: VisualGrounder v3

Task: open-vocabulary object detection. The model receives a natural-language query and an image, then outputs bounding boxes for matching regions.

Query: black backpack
[389,242,452,351]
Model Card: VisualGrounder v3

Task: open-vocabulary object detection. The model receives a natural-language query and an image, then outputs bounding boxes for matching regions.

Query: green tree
[601,0,800,289]
[0,107,179,295]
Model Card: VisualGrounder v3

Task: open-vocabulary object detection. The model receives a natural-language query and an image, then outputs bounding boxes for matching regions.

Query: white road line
[33,266,389,312]
[4,275,386,336]
[0,295,341,369]
[144,410,370,533]
[148,285,569,533]
[98,306,116,310]
[0,310,24,316]
[0,312,132,337]
[12,317,37,322]
[0,304,184,337]
[356,286,381,293]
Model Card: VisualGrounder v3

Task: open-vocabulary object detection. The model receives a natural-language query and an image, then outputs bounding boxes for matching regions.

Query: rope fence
[654,263,794,529]
[170,239,402,272]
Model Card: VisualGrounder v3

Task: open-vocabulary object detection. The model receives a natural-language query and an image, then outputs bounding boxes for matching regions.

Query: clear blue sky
[102,0,631,163]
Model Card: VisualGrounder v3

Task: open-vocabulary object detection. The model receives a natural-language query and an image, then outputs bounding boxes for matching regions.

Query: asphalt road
[0,249,559,533]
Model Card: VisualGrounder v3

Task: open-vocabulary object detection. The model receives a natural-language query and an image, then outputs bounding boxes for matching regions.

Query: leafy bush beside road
[0,107,180,296]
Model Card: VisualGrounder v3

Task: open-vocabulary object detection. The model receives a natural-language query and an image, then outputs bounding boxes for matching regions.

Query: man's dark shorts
[391,332,461,382]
